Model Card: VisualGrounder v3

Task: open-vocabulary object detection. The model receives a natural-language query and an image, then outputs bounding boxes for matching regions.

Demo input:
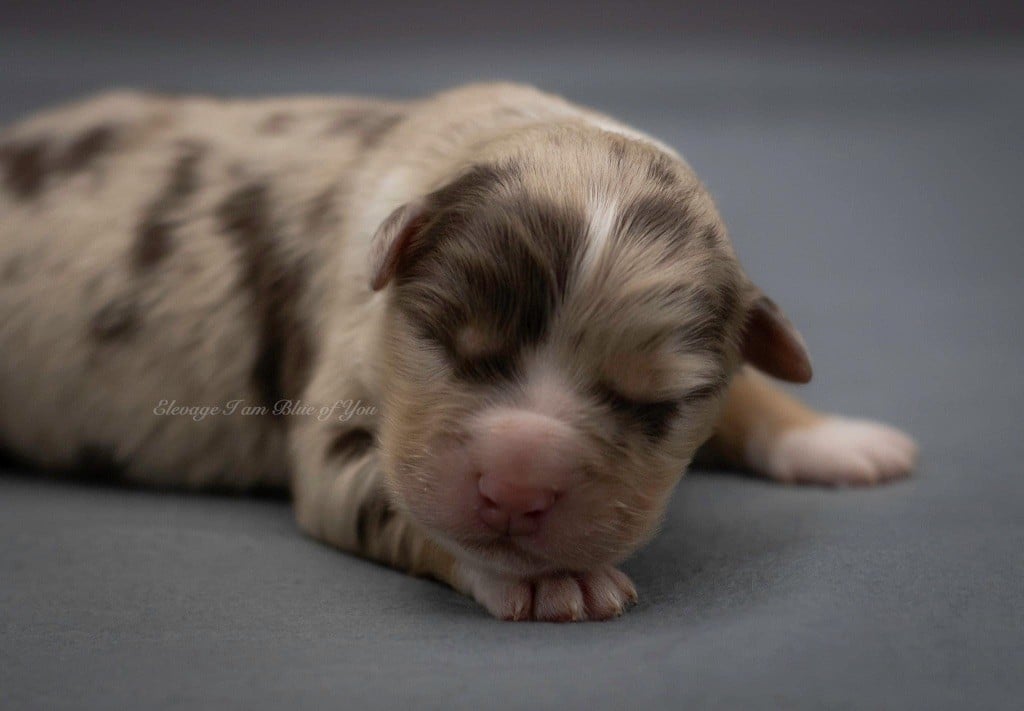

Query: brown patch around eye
[600,351,670,403]
[680,376,730,404]
[451,351,519,384]
[395,163,585,387]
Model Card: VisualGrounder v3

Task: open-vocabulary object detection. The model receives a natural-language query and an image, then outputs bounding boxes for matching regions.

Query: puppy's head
[369,127,810,576]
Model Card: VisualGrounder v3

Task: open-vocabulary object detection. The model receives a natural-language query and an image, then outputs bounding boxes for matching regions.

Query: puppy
[0,83,917,620]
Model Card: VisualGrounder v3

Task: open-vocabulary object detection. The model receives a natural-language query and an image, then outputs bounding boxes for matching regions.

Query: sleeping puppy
[0,83,917,620]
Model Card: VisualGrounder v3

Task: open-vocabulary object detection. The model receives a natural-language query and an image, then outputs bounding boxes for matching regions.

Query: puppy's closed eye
[452,351,519,383]
[596,383,681,441]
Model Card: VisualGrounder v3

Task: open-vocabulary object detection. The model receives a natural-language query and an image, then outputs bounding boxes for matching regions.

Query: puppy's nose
[478,477,556,536]
[471,409,582,536]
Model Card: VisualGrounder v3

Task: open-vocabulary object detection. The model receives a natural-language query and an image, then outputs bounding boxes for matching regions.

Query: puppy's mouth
[438,506,629,576]
[447,531,570,576]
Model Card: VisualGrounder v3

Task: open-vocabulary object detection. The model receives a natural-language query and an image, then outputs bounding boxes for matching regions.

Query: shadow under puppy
[0,83,917,620]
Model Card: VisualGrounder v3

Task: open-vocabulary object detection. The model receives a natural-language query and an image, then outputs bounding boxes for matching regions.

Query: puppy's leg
[291,428,458,586]
[290,425,636,621]
[702,367,917,485]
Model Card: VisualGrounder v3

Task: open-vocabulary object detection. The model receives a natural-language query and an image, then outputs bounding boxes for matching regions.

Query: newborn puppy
[0,83,917,620]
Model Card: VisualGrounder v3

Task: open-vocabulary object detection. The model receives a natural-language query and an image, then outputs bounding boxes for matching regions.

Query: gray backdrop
[1,4,1022,710]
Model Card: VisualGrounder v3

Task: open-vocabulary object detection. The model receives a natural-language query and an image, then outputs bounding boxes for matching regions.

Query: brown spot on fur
[355,487,397,551]
[676,287,732,352]
[325,107,404,149]
[90,294,140,341]
[0,139,47,199]
[608,139,628,167]
[326,428,374,462]
[133,143,203,270]
[57,125,116,174]
[164,143,203,198]
[646,154,678,187]
[217,182,315,411]
[1,125,117,200]
[134,219,174,269]
[304,186,336,234]
[697,224,721,248]
[422,162,523,214]
[616,193,699,250]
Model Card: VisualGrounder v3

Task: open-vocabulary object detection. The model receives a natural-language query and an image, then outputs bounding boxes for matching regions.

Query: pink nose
[472,409,581,536]
[478,477,556,536]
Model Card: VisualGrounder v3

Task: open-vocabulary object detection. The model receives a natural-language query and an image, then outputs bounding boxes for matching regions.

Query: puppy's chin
[439,535,572,578]
[426,521,635,578]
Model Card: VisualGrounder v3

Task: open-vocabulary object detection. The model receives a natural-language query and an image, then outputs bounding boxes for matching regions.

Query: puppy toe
[577,567,638,620]
[459,566,533,620]
[533,575,586,622]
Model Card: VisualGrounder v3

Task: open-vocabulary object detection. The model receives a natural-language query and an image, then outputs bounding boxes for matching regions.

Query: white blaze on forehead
[520,358,580,421]
[580,195,619,276]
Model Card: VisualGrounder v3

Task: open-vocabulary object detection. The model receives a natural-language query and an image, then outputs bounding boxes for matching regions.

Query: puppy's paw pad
[762,417,917,486]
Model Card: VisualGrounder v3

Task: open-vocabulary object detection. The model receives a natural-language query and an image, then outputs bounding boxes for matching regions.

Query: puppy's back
[0,90,408,488]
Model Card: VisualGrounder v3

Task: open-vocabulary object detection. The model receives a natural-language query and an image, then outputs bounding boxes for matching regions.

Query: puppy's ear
[740,291,813,383]
[369,198,430,291]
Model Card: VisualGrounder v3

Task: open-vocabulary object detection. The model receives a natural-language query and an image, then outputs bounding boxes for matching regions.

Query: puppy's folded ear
[369,198,430,291]
[740,291,813,383]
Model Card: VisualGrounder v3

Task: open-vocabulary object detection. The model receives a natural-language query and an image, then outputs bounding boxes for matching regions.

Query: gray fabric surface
[1,35,1022,710]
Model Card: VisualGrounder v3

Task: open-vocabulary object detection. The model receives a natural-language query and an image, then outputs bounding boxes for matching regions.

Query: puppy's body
[0,85,633,487]
[0,84,916,620]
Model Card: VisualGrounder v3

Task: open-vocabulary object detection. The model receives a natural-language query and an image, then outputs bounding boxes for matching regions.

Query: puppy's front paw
[755,417,918,486]
[457,564,638,621]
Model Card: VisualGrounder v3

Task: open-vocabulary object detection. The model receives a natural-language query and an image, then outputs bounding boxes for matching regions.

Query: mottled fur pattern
[0,90,408,487]
[0,83,916,621]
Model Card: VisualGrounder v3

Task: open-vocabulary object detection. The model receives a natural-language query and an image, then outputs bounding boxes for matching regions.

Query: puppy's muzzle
[469,409,583,536]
